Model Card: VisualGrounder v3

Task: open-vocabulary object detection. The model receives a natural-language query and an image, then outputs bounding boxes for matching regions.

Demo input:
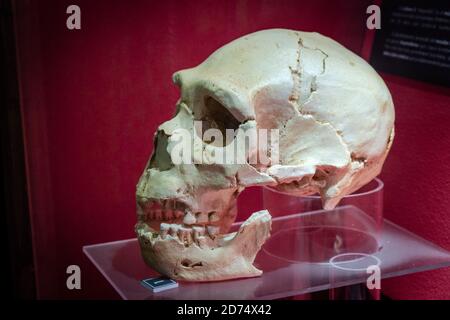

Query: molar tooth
[178,227,192,245]
[207,226,220,238]
[208,211,220,222]
[196,212,208,224]
[192,226,205,239]
[183,211,196,225]
[169,224,180,236]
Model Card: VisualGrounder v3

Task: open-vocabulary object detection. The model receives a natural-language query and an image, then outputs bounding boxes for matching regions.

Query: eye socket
[194,96,241,147]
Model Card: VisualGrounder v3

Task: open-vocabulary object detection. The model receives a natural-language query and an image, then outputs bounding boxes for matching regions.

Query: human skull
[135,29,395,281]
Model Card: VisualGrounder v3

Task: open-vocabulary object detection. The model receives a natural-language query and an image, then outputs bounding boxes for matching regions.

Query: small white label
[141,277,178,293]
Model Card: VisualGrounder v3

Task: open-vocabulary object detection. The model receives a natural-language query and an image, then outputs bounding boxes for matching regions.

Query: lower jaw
[135,209,272,282]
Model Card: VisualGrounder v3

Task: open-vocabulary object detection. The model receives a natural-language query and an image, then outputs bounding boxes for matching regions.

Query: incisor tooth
[160,223,170,229]
[149,202,159,210]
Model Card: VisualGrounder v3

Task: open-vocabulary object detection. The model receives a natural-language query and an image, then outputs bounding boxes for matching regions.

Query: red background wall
[13,0,450,299]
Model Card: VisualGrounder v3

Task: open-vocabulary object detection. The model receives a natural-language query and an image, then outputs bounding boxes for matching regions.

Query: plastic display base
[83,206,450,300]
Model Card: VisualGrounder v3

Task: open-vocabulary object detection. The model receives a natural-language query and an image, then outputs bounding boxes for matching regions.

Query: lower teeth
[151,222,218,245]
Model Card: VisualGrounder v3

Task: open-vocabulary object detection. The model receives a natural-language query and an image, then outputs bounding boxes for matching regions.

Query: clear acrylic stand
[262,178,385,299]
[83,205,450,300]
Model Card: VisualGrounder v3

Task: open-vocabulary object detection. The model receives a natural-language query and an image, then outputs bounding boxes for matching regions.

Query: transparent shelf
[83,205,450,300]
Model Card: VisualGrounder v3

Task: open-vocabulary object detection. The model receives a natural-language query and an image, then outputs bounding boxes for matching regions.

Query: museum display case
[2,0,450,301]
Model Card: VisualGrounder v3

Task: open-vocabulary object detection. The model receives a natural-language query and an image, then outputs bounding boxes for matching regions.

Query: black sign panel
[370,0,450,87]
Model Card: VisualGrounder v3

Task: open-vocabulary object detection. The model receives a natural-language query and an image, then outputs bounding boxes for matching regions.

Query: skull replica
[136,29,395,281]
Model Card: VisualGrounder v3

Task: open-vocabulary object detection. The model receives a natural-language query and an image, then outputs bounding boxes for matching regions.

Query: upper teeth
[208,212,220,222]
[174,210,184,218]
[144,201,221,226]
[183,211,196,225]
[195,212,208,224]
[154,209,162,220]
[142,201,224,246]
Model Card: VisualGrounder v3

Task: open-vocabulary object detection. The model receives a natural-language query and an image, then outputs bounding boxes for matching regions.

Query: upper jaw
[137,198,230,243]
